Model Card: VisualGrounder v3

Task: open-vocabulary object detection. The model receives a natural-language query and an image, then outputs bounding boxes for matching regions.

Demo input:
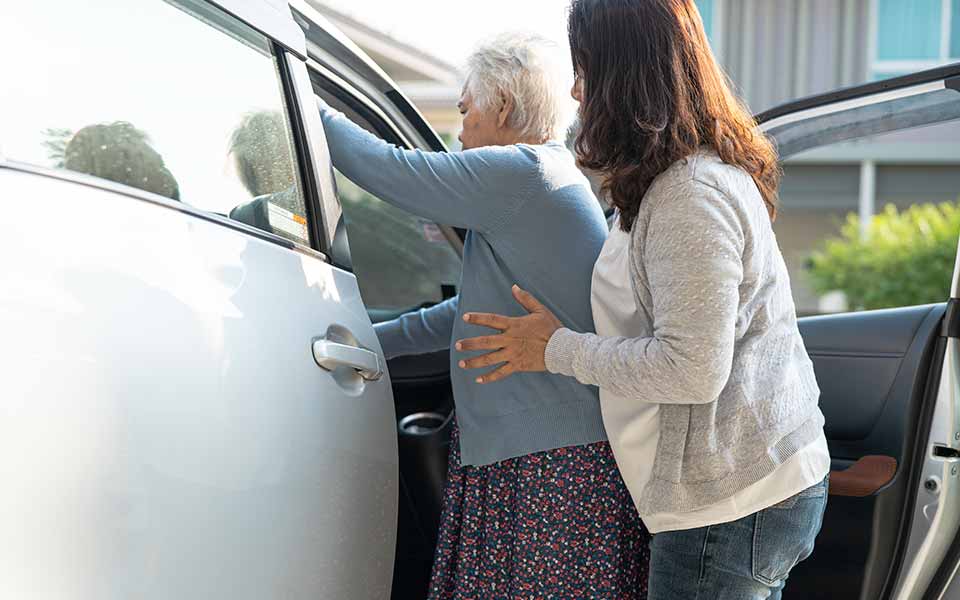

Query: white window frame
[870,0,958,77]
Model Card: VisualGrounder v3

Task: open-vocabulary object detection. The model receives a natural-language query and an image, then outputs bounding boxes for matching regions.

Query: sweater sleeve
[544,180,745,405]
[373,296,459,360]
[318,98,538,233]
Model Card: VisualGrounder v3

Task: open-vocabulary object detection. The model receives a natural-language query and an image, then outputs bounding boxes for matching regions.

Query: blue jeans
[648,476,828,600]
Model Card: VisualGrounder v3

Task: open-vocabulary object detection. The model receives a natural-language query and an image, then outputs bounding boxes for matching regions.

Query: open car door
[756,65,960,600]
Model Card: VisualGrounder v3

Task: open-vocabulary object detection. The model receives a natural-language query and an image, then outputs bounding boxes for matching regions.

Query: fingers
[458,349,510,370]
[455,335,507,352]
[474,363,516,384]
[512,284,545,314]
[462,311,511,331]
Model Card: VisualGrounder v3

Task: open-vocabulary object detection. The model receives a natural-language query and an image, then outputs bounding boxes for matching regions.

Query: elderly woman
[318,34,649,598]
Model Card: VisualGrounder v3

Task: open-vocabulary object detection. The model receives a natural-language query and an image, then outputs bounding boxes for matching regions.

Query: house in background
[698,0,960,313]
[307,1,464,146]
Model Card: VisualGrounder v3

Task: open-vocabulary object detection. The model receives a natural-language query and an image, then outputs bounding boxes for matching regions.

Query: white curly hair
[464,32,575,142]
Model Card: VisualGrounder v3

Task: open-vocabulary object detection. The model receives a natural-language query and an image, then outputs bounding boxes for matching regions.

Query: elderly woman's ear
[496,93,514,129]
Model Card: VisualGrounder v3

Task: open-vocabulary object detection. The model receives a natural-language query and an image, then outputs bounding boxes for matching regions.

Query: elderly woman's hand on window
[456,285,562,384]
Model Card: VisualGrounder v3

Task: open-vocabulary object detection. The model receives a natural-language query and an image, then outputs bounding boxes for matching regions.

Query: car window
[318,95,462,311]
[334,171,462,310]
[1,0,309,246]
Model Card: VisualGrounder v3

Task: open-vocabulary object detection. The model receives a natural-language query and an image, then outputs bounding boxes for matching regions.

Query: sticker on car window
[420,220,447,243]
[268,201,309,242]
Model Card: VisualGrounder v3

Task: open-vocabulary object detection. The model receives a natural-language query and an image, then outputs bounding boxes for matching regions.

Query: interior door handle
[312,338,383,381]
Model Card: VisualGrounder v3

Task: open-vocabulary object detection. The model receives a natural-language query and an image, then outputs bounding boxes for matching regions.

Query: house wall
[714,0,871,114]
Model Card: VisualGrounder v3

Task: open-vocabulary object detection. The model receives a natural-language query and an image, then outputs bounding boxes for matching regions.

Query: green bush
[807,202,960,310]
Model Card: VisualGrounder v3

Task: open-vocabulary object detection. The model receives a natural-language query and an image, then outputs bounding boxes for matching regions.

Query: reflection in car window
[61,122,181,200]
[1,0,308,245]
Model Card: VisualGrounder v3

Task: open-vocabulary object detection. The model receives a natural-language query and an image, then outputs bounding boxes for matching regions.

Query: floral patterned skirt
[428,421,650,599]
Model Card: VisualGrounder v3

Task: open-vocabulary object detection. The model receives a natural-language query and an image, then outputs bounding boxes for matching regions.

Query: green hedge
[806,202,960,310]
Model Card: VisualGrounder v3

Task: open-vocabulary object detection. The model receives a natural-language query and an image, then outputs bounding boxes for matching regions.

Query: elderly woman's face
[457,82,513,150]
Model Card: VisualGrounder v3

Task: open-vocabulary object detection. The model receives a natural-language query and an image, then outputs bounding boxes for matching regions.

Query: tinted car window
[334,171,461,310]
[318,95,461,311]
[1,0,309,245]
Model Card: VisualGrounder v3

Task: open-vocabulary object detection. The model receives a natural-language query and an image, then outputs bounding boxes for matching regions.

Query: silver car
[3,1,960,598]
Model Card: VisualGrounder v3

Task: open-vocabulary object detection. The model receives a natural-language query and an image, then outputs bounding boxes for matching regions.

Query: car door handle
[312,338,383,381]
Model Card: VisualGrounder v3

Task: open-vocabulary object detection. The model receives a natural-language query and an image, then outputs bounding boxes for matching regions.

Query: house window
[872,0,960,79]
[695,0,716,45]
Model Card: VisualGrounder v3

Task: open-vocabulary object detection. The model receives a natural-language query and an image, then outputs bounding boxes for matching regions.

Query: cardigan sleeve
[373,296,458,360]
[544,179,745,405]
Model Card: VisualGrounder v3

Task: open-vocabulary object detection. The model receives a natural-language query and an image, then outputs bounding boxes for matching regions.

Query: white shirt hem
[642,434,831,534]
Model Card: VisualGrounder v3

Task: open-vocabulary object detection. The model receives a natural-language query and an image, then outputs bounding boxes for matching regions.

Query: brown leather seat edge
[829,455,898,497]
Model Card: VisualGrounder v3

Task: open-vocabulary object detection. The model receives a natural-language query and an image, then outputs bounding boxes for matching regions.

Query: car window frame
[278,50,330,254]
[0,155,328,259]
[201,0,308,59]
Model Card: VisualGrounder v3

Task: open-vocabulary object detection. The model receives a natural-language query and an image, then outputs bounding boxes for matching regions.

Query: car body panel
[0,167,397,599]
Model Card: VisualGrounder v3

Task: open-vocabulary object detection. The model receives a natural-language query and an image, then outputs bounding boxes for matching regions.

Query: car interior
[790,304,947,598]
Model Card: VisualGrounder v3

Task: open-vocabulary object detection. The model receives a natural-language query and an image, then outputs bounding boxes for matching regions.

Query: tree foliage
[807,202,960,310]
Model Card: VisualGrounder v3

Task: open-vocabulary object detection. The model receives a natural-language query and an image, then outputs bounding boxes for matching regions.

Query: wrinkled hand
[455,285,562,384]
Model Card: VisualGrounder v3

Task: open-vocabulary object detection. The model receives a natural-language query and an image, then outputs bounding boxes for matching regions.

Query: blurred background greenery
[807,202,960,310]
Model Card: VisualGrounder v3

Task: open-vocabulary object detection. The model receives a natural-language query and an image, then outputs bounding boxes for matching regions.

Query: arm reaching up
[318,98,539,233]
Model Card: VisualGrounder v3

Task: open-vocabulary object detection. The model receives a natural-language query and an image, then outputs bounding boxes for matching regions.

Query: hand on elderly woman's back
[456,285,562,384]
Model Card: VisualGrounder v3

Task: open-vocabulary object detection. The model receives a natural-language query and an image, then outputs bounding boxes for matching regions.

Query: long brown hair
[568,0,780,231]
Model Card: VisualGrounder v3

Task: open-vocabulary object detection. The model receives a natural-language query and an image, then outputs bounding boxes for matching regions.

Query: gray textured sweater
[544,151,825,514]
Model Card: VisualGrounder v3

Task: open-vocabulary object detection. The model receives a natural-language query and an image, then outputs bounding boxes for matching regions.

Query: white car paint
[0,167,397,599]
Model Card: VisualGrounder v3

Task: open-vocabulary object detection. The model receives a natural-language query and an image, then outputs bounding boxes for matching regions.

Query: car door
[0,1,397,598]
[308,85,463,600]
[286,7,466,596]
[753,66,960,599]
